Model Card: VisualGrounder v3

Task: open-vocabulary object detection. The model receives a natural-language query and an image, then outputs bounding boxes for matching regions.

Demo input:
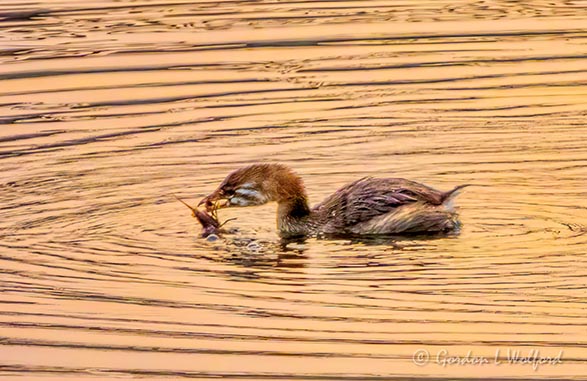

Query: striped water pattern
[1,0,587,379]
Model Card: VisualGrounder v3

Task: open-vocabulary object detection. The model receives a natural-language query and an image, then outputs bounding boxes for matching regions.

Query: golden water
[1,1,587,379]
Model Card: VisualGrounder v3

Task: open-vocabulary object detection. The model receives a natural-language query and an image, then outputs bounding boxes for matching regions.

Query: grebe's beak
[198,189,229,211]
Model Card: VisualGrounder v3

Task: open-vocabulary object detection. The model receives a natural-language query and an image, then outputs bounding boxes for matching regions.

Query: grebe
[198,164,467,238]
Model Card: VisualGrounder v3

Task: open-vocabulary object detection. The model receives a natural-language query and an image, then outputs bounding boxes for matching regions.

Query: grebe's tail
[442,184,470,204]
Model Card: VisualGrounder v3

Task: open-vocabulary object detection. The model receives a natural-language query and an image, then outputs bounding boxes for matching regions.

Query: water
[1,1,587,379]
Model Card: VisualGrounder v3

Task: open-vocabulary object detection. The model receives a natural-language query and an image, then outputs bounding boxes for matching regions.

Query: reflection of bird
[199,164,467,238]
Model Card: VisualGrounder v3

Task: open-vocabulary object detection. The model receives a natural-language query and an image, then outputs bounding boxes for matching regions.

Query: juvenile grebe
[198,164,467,238]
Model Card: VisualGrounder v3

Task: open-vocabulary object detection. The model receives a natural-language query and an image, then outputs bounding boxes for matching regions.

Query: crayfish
[174,195,235,238]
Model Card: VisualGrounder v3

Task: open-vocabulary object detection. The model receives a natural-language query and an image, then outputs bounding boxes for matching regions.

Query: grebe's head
[198,163,302,210]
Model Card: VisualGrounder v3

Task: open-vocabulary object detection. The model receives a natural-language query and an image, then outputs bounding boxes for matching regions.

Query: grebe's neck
[277,195,312,237]
[266,168,313,237]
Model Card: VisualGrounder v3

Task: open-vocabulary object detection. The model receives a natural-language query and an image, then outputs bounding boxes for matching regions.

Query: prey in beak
[174,194,235,237]
[197,189,230,212]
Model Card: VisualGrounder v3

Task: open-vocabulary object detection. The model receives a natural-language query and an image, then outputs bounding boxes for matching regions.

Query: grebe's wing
[312,177,447,229]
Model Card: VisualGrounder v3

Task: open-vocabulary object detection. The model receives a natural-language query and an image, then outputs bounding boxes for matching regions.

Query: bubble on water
[206,234,220,242]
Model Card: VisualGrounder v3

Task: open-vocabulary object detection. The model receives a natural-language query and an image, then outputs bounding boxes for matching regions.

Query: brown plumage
[199,164,467,238]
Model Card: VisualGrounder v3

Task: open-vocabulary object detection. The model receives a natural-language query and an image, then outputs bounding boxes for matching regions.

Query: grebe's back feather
[311,177,458,235]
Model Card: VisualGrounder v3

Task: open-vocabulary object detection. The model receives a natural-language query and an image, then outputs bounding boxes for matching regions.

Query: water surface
[1,0,587,379]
